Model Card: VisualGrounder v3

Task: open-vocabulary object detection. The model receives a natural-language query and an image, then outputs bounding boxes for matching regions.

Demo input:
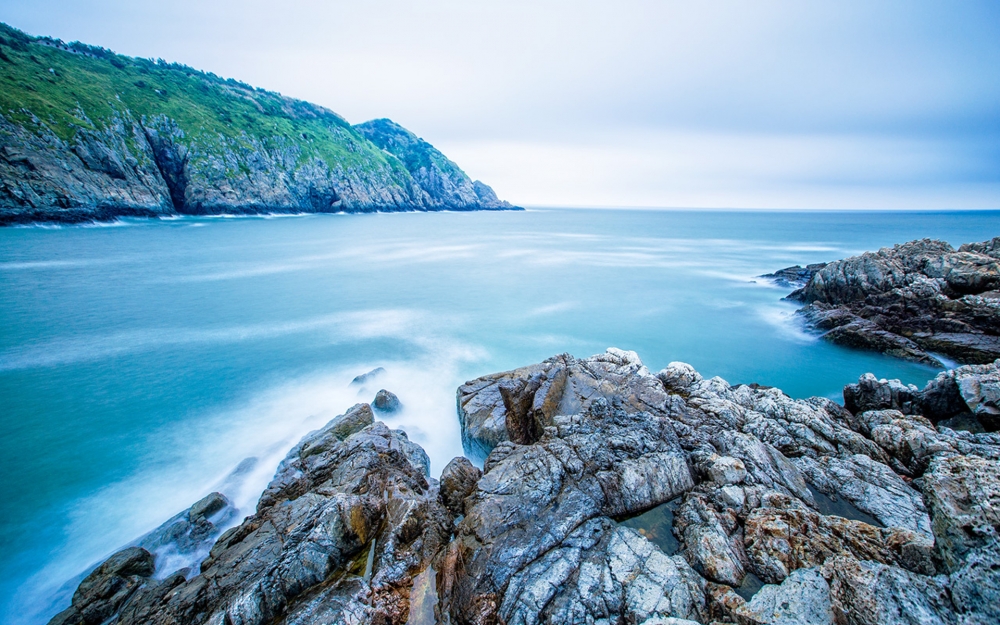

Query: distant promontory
[0,23,518,225]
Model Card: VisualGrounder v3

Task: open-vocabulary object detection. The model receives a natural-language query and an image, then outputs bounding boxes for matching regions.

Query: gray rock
[49,547,155,625]
[373,389,402,413]
[350,367,385,386]
[438,456,482,516]
[781,237,1000,365]
[48,349,1000,625]
[438,397,698,624]
[733,567,835,625]
[924,454,1000,573]
[708,456,748,485]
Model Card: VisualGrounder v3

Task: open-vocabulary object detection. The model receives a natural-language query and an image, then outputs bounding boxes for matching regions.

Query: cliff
[0,23,517,225]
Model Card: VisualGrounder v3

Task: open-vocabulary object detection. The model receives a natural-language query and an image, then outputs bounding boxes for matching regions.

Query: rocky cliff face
[772,237,1000,365]
[0,23,516,225]
[50,350,1000,625]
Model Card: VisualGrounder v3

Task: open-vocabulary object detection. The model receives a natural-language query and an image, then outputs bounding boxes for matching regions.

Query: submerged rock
[776,237,1000,365]
[50,349,1000,625]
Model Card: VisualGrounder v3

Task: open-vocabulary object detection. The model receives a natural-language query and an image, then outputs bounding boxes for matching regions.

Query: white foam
[12,335,483,625]
[757,304,819,344]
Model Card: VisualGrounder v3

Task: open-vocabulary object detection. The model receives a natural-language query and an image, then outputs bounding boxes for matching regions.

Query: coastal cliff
[0,23,516,225]
[767,237,1000,366]
[50,349,1000,625]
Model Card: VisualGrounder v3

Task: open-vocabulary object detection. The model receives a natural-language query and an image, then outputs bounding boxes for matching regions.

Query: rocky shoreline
[765,237,1000,366]
[50,349,1000,625]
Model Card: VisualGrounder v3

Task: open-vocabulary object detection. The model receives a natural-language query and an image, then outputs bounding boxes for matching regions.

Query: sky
[2,0,999,209]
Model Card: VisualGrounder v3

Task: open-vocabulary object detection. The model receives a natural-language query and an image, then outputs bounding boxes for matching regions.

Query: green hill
[0,23,515,224]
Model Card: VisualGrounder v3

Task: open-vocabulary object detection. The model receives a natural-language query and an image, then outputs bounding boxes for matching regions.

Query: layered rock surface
[779,237,1000,365]
[51,351,1000,625]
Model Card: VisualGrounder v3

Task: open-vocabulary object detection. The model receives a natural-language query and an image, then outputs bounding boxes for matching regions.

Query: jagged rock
[759,263,828,289]
[438,397,698,624]
[373,389,402,413]
[49,547,155,625]
[732,567,834,625]
[744,495,934,584]
[51,402,452,625]
[136,491,237,577]
[781,237,1000,365]
[821,556,956,625]
[438,456,482,516]
[924,454,1000,573]
[842,361,1000,431]
[843,373,922,415]
[708,456,748,485]
[49,349,1000,625]
[350,367,386,386]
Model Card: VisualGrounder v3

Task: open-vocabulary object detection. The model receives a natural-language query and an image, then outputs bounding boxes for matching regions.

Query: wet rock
[780,237,1000,365]
[438,456,482,516]
[136,491,237,577]
[49,349,1000,625]
[53,401,453,625]
[759,263,829,289]
[351,367,386,386]
[373,389,402,413]
[793,454,932,536]
[843,373,922,415]
[50,547,155,625]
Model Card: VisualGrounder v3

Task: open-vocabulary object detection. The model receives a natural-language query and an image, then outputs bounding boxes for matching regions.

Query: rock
[48,349,1000,625]
[780,237,1000,364]
[923,454,1000,573]
[438,397,699,624]
[438,456,482,516]
[708,456,748,485]
[744,498,934,584]
[821,556,957,625]
[373,389,402,413]
[732,567,835,625]
[135,491,237,578]
[759,263,829,289]
[52,401,453,625]
[794,454,932,536]
[350,367,386,386]
[843,373,922,415]
[50,547,155,625]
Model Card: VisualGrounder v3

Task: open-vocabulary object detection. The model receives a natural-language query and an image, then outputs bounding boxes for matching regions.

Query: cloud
[3,0,998,207]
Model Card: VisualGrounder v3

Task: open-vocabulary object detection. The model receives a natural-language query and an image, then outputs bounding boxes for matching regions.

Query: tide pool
[1,208,996,623]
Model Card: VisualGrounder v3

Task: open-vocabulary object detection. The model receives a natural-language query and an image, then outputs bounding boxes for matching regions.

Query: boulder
[373,389,402,413]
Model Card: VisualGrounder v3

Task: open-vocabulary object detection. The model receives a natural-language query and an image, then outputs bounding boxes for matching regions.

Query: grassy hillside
[0,22,399,175]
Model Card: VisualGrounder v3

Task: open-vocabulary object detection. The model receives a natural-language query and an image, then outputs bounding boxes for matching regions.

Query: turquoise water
[1,208,997,622]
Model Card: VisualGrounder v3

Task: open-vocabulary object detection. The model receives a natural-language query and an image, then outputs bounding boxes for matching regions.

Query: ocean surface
[1,207,996,623]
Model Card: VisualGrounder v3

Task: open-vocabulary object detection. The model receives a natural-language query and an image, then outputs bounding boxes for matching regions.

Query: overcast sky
[3,1,999,208]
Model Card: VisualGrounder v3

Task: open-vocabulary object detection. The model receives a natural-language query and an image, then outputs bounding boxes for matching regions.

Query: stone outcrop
[843,360,1000,432]
[778,237,1000,365]
[50,350,1000,625]
[449,349,1000,625]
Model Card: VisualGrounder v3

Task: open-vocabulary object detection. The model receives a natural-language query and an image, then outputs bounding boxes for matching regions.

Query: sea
[1,207,997,623]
